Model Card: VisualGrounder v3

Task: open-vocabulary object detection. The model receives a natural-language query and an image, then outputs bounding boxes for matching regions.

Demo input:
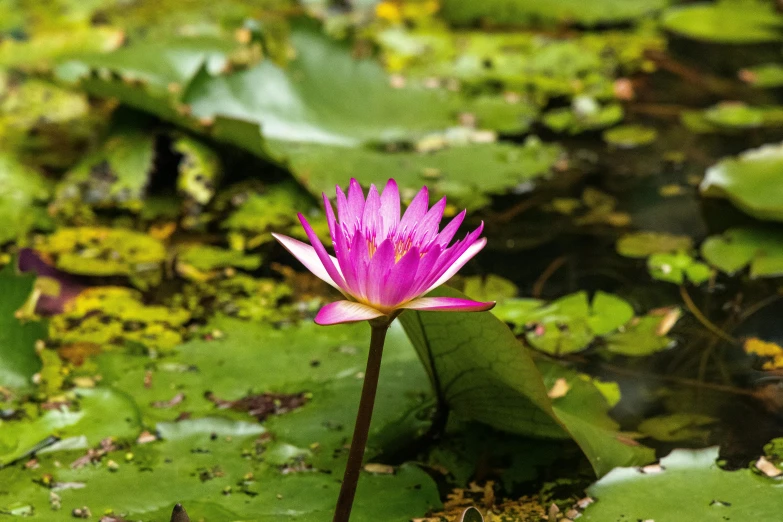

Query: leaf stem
[332,319,391,522]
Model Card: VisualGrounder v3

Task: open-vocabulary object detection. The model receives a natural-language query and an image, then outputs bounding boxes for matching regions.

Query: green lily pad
[49,287,191,351]
[701,227,783,278]
[637,413,716,442]
[177,245,262,272]
[648,251,712,285]
[0,153,52,244]
[741,63,783,88]
[272,137,564,212]
[54,126,157,212]
[0,387,141,466]
[616,231,694,258]
[173,134,221,206]
[582,447,783,521]
[660,0,783,44]
[0,416,439,521]
[400,287,655,477]
[543,100,623,134]
[178,275,294,322]
[440,0,668,26]
[0,26,124,69]
[0,265,46,390]
[33,227,166,289]
[377,26,662,99]
[603,314,676,356]
[700,142,783,221]
[682,103,783,133]
[602,124,658,148]
[55,20,565,211]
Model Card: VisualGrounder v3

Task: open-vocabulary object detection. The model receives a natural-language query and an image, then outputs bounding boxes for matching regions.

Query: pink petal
[434,210,466,248]
[362,184,382,238]
[400,297,495,313]
[399,185,429,234]
[298,213,347,290]
[346,178,366,224]
[365,239,395,306]
[323,193,338,242]
[334,225,360,297]
[413,197,446,245]
[349,229,370,301]
[425,237,487,293]
[381,246,420,307]
[315,300,385,325]
[272,233,340,290]
[379,179,400,237]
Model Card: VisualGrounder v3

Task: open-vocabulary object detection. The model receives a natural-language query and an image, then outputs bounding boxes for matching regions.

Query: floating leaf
[54,125,156,212]
[33,227,166,288]
[740,63,783,88]
[583,447,783,521]
[49,287,191,351]
[603,314,676,356]
[602,124,658,148]
[0,265,46,390]
[701,227,783,278]
[616,231,694,258]
[660,0,783,43]
[0,153,52,244]
[682,103,783,133]
[440,0,668,26]
[0,387,141,466]
[543,100,623,134]
[176,245,261,272]
[648,251,712,285]
[637,413,716,442]
[400,287,655,476]
[173,135,221,206]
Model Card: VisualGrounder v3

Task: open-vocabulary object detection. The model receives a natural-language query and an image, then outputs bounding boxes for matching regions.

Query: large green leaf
[583,447,783,521]
[700,142,783,222]
[0,153,52,244]
[399,287,654,476]
[0,417,439,521]
[440,0,668,26]
[0,387,141,466]
[55,20,564,210]
[660,0,783,43]
[701,227,783,278]
[0,265,46,390]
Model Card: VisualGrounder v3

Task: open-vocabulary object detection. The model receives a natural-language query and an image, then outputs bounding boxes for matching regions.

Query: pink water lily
[272,178,494,325]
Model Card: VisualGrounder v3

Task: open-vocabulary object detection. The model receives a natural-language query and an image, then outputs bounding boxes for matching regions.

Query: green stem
[332,319,391,522]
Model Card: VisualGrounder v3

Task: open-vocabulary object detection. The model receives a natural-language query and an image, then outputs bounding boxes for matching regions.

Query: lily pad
[400,287,655,476]
[33,227,166,289]
[660,0,783,44]
[701,227,783,278]
[0,153,52,244]
[700,142,783,221]
[49,287,191,351]
[177,245,262,272]
[616,231,693,258]
[173,135,221,206]
[602,124,658,148]
[648,251,712,285]
[0,387,141,466]
[583,447,783,521]
[440,0,668,26]
[54,126,157,212]
[740,63,783,88]
[0,265,46,390]
[543,100,623,134]
[0,416,439,521]
[682,103,783,133]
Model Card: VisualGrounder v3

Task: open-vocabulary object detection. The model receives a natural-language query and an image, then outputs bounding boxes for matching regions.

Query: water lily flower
[272,178,495,325]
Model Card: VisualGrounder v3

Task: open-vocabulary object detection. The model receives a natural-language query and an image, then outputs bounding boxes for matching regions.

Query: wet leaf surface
[583,447,783,521]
